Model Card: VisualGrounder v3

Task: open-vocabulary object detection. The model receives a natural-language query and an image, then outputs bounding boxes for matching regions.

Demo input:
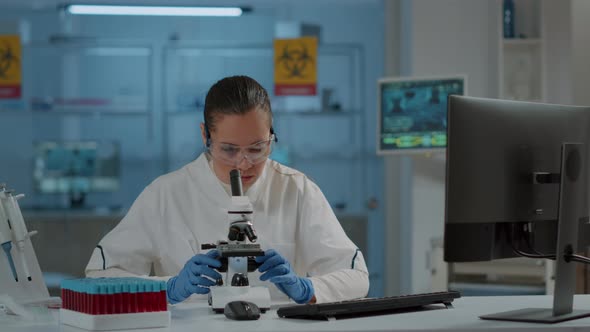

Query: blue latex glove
[167,250,222,304]
[255,249,314,304]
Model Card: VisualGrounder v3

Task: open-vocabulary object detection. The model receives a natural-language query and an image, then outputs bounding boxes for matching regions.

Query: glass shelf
[292,152,368,161]
[35,109,148,115]
[499,0,544,103]
[274,109,362,116]
[164,109,362,116]
[165,109,202,115]
[0,109,26,114]
[1,109,149,116]
[23,43,152,117]
[503,38,542,46]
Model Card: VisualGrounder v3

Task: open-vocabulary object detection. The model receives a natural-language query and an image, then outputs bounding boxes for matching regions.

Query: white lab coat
[86,153,369,303]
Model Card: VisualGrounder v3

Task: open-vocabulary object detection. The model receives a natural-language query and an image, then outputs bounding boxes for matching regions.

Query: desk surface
[5,295,590,332]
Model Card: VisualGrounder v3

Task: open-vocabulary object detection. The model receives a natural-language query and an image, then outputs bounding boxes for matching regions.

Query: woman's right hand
[166,250,222,304]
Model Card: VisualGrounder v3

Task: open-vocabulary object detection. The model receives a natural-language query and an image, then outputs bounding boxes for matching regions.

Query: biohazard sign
[0,35,21,99]
[274,37,317,96]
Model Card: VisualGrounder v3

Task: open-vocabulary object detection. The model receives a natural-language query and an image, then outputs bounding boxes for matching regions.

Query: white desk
[4,295,590,332]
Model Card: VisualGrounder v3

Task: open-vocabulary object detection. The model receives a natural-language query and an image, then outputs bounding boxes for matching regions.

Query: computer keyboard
[276,291,461,320]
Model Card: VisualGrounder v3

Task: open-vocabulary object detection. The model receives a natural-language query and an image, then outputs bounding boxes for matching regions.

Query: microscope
[201,170,271,313]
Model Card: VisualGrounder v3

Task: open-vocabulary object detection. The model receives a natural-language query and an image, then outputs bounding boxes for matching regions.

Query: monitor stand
[480,143,590,323]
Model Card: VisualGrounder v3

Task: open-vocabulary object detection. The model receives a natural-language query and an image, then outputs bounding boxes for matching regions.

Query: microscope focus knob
[228,225,246,241]
[231,273,249,287]
[244,225,258,243]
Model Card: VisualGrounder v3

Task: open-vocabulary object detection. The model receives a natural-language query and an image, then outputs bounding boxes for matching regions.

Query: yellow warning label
[0,35,22,99]
[0,35,21,85]
[274,37,317,95]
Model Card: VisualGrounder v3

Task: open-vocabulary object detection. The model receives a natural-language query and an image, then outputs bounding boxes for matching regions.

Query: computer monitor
[444,95,590,323]
[376,75,465,155]
[33,141,120,207]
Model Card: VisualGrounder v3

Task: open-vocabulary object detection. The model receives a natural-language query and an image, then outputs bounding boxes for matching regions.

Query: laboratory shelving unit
[161,42,368,216]
[443,0,552,297]
[0,40,158,210]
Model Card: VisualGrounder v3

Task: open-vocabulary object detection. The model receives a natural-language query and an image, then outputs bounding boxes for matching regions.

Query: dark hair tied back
[204,76,272,139]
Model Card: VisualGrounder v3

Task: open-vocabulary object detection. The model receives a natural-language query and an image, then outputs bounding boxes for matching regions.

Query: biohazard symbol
[275,43,314,79]
[0,41,20,79]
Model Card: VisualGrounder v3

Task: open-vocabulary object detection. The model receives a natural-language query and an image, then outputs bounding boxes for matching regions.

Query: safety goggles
[208,134,275,166]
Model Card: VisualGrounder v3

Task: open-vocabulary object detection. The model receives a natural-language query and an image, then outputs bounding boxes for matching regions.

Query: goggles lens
[209,135,274,166]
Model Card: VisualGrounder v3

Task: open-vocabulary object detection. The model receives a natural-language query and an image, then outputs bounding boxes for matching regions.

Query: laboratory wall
[384,0,583,296]
[544,1,573,105]
[572,0,590,106]
[0,1,387,295]
[383,0,498,296]
[3,0,588,299]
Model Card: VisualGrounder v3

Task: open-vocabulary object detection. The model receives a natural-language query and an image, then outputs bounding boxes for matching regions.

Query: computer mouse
[224,301,261,320]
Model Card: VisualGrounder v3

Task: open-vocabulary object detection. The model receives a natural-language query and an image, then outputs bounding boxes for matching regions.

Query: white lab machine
[0,183,59,320]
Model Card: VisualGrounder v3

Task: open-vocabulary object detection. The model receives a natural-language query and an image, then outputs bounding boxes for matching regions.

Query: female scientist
[85,75,369,304]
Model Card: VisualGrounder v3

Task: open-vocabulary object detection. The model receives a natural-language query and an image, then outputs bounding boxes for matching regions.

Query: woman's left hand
[255,249,314,304]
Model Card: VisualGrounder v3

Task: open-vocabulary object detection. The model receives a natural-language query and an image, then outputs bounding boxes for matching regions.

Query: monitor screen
[33,141,120,194]
[377,76,465,154]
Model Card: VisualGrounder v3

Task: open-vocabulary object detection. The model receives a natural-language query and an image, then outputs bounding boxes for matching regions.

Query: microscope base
[208,286,271,313]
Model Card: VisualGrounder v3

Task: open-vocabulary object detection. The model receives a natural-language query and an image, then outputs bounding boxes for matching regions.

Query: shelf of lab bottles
[503,38,542,46]
[34,109,149,115]
[0,109,26,113]
[0,110,151,120]
[291,152,369,162]
[274,109,361,116]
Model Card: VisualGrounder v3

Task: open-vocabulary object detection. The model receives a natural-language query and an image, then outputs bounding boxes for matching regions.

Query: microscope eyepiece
[230,169,243,196]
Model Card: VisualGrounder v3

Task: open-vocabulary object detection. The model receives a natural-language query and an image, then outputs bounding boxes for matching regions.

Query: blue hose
[1,242,18,282]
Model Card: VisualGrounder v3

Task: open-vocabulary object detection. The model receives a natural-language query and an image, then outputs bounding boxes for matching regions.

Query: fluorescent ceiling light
[65,5,246,17]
